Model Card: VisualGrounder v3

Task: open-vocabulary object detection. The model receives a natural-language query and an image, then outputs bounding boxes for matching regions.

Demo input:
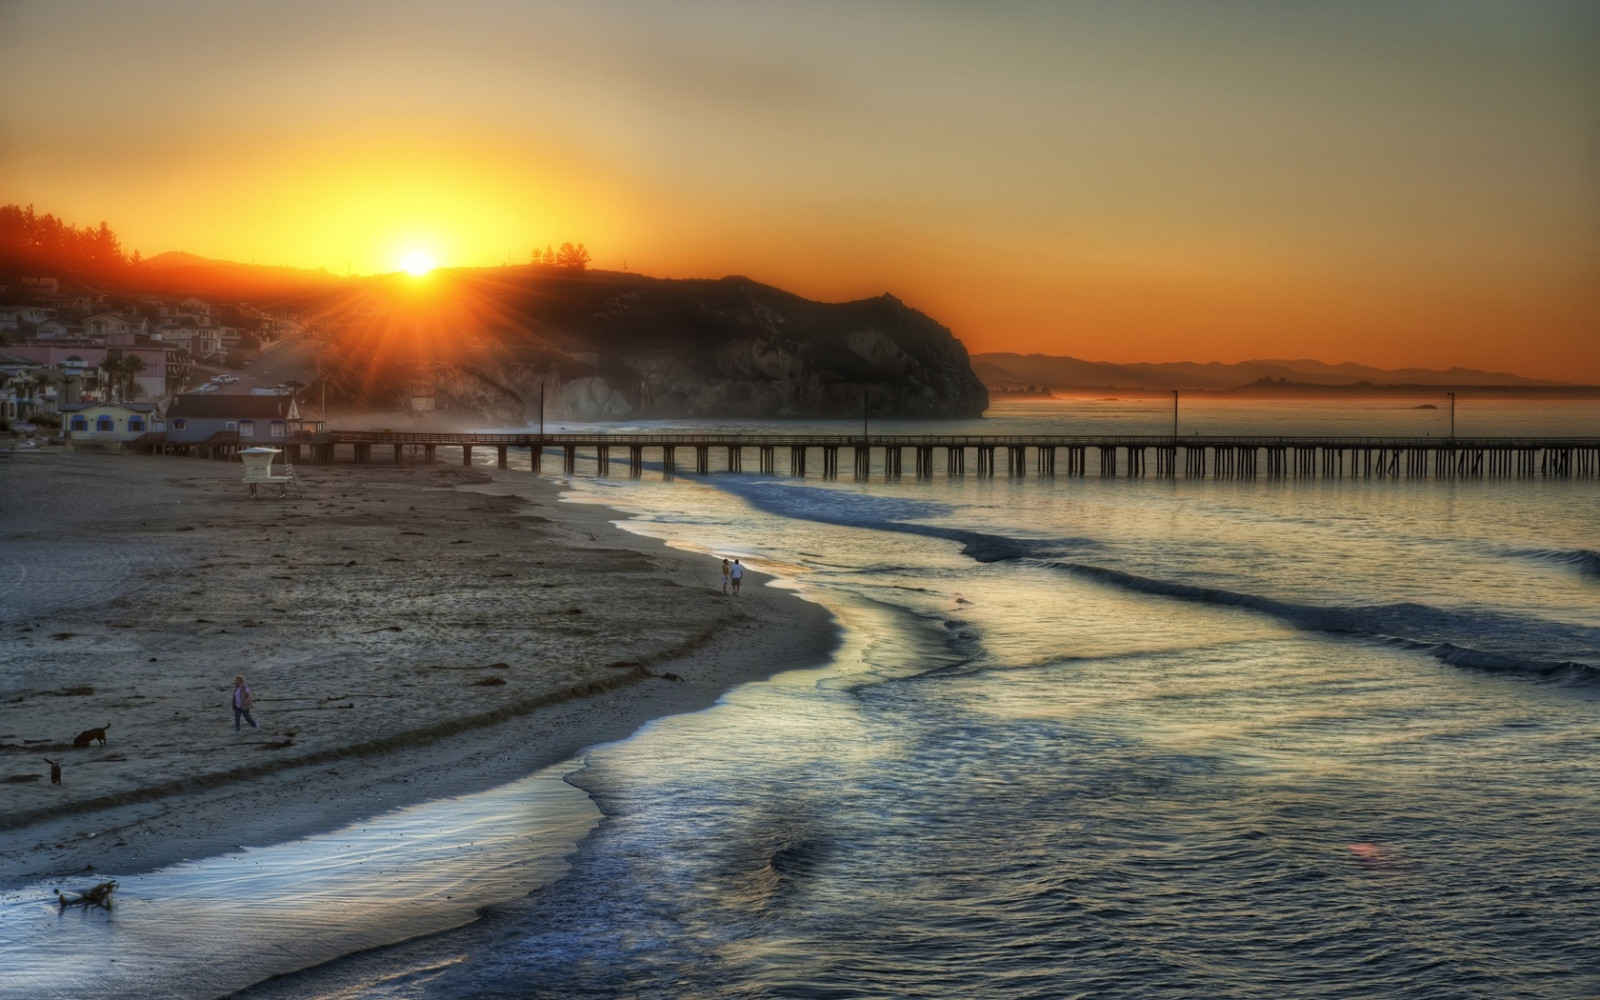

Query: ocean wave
[1036,558,1600,683]
[714,480,1598,682]
[728,481,957,524]
[724,481,1096,560]
[1513,547,1600,580]
[1382,639,1600,682]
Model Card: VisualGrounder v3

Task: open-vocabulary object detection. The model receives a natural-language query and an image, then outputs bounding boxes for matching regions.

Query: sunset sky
[3,1,1597,380]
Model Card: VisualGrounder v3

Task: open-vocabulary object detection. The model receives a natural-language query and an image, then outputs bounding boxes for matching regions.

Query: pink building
[1,342,181,401]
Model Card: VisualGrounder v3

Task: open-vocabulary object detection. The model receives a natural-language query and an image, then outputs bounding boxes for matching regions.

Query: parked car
[214,374,240,384]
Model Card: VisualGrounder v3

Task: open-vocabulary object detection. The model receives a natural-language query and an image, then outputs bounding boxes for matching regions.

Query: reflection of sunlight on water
[0,760,595,1000]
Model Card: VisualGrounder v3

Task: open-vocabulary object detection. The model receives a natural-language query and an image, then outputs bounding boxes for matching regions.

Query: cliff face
[438,272,989,422]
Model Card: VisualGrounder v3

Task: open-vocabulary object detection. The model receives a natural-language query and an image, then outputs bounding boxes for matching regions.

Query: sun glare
[401,251,436,276]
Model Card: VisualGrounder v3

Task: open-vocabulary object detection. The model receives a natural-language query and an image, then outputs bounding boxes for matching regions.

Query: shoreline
[0,451,839,889]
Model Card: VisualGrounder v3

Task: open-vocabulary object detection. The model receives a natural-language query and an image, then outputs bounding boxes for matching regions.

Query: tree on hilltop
[556,242,591,271]
[530,242,591,270]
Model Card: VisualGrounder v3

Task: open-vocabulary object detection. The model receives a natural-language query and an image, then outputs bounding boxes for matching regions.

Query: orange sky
[3,1,1597,381]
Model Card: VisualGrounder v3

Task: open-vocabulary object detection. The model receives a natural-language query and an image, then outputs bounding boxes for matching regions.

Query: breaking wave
[725,481,1600,682]
[1514,547,1600,580]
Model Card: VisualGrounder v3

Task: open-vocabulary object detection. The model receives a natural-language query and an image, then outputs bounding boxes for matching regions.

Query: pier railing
[189,429,1600,481]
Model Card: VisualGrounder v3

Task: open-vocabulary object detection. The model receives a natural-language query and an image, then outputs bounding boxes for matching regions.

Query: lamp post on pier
[536,381,545,474]
[1447,392,1455,439]
[1172,390,1179,438]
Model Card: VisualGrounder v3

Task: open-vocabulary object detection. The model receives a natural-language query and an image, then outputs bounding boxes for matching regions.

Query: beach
[2,400,1598,999]
[0,449,837,890]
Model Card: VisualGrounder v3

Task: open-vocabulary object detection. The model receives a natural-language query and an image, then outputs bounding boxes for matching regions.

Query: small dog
[43,757,61,784]
[72,724,109,748]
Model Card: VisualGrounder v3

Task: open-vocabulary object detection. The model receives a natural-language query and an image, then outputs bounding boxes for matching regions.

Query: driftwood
[55,880,116,910]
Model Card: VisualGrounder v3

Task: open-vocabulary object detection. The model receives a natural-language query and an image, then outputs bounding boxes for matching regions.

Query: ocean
[11,397,1600,998]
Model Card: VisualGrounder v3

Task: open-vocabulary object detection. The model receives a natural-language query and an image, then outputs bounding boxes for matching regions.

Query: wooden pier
[215,431,1600,482]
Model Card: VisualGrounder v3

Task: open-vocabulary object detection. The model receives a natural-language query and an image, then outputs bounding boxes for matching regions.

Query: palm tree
[100,354,127,402]
[100,352,147,402]
[18,372,45,418]
[121,353,147,400]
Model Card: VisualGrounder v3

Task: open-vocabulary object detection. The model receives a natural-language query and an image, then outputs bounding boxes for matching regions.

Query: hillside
[973,353,1569,393]
[284,267,990,421]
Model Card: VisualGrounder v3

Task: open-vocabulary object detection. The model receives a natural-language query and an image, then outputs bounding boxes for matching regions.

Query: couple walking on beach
[720,557,744,596]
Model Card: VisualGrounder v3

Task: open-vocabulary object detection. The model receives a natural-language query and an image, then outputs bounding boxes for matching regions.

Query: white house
[84,312,149,342]
[154,328,221,358]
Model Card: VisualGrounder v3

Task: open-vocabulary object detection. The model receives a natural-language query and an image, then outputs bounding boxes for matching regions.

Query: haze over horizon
[3,1,1597,382]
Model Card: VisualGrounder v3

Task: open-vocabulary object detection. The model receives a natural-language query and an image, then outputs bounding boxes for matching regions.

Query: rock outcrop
[310,270,989,422]
[469,272,989,421]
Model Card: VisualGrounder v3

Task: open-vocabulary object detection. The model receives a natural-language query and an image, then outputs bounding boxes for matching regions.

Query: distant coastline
[972,351,1595,397]
[1018,380,1600,400]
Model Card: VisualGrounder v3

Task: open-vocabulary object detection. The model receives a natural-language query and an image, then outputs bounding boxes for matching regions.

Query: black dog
[72,724,109,748]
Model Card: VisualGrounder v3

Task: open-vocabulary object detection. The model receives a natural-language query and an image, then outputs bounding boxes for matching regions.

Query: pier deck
[162,431,1600,481]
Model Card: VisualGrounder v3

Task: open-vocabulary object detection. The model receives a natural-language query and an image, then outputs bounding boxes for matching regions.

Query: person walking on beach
[730,558,744,595]
[721,558,731,595]
[232,675,259,733]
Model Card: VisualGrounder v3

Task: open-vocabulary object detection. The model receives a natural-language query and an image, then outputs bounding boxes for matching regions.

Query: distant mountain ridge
[973,353,1569,391]
[126,252,344,299]
[142,250,334,275]
[140,250,220,270]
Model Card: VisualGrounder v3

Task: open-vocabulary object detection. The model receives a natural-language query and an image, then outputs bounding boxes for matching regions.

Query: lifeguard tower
[239,447,300,498]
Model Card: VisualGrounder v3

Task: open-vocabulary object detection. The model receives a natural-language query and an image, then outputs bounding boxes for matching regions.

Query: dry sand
[0,448,836,887]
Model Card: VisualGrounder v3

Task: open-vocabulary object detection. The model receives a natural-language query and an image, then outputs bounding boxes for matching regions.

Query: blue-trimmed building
[61,401,159,444]
[165,393,301,447]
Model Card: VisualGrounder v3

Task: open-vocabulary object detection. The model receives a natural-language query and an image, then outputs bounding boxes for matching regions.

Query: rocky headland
[309,270,990,423]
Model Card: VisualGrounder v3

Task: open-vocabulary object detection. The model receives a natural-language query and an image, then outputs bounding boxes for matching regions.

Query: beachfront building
[61,401,158,445]
[165,392,301,447]
[0,364,40,421]
[0,360,87,420]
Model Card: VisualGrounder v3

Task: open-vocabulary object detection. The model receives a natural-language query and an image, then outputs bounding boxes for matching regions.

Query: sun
[401,251,436,276]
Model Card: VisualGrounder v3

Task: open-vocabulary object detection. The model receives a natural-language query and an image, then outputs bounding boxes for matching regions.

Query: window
[225,421,238,431]
[70,416,88,431]
[239,419,254,437]
[96,416,114,432]
[270,421,286,438]
[128,417,144,432]
[172,418,186,431]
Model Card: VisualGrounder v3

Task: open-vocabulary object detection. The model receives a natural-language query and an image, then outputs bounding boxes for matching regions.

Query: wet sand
[0,449,836,888]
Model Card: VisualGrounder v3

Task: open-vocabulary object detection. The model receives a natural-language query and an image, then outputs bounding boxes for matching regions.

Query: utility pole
[1447,391,1456,439]
[863,387,869,442]
[1172,390,1179,438]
